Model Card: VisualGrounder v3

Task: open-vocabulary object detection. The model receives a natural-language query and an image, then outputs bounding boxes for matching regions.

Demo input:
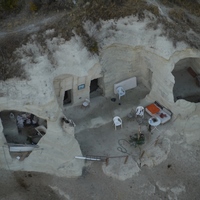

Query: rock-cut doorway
[90,78,103,98]
[63,89,72,105]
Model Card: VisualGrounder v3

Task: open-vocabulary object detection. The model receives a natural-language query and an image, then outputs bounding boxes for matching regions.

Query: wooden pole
[106,158,109,166]
[124,156,129,164]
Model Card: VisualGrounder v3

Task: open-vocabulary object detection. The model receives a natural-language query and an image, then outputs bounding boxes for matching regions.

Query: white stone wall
[0,17,200,177]
[53,64,102,107]
[1,46,200,177]
[99,44,200,120]
[191,58,200,74]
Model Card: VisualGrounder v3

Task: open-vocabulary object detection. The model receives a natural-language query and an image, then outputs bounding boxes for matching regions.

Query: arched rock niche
[53,64,103,108]
[172,57,200,103]
[100,44,152,98]
[100,45,200,118]
[0,110,47,160]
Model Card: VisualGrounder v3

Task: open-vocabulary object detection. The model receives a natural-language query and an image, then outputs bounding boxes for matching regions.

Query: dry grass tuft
[1,0,200,80]
[145,1,200,49]
[0,0,18,11]
[29,1,38,12]
[80,0,149,22]
[156,15,200,49]
[0,0,162,57]
[0,34,27,81]
[160,0,200,17]
[146,4,160,17]
[57,0,160,54]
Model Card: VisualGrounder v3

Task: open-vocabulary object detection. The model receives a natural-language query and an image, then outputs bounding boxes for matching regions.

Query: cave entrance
[0,111,47,161]
[90,78,103,98]
[172,57,200,103]
[63,90,72,105]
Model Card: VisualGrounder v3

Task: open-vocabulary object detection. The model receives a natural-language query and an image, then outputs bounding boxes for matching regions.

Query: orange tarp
[146,103,160,114]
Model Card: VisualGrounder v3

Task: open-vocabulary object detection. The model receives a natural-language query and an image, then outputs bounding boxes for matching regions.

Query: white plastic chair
[116,86,126,100]
[136,106,144,118]
[113,116,122,130]
[82,99,90,109]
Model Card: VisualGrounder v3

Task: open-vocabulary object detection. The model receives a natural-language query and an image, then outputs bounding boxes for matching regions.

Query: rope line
[117,139,132,155]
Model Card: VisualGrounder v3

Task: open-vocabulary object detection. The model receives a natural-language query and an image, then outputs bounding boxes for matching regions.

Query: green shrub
[29,1,38,12]
[168,9,187,22]
[0,35,27,81]
[88,39,99,55]
[0,0,18,11]
[160,0,200,17]
[0,61,26,81]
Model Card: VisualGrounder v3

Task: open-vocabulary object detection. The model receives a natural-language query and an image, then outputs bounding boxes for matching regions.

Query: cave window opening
[63,90,72,105]
[0,110,47,161]
[90,78,103,98]
[172,58,200,103]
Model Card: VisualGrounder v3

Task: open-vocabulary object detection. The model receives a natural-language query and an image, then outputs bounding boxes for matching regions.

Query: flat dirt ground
[0,144,199,200]
[1,94,200,199]
[1,101,200,200]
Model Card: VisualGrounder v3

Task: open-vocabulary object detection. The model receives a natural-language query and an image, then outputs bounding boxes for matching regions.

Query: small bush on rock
[29,1,38,12]
[0,0,19,10]
[0,50,26,81]
[0,35,27,81]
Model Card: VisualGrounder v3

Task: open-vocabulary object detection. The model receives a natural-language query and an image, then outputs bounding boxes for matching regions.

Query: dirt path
[1,143,199,200]
[0,11,66,39]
